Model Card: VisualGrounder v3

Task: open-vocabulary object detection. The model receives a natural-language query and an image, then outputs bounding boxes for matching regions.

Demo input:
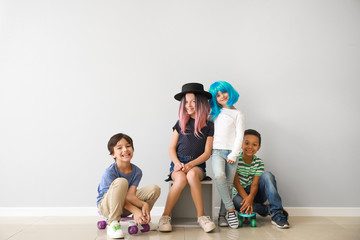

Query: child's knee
[260,172,276,184]
[262,171,275,182]
[186,170,201,183]
[214,172,226,182]
[172,177,187,188]
[149,184,161,198]
[111,178,129,188]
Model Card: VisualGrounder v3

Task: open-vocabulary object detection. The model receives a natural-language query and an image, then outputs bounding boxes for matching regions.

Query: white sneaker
[198,216,216,233]
[107,221,124,239]
[158,216,172,232]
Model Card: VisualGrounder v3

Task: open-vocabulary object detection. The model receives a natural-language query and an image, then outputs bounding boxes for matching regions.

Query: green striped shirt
[233,152,264,195]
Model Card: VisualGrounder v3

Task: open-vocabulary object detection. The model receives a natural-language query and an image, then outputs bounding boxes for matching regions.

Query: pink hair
[178,94,210,138]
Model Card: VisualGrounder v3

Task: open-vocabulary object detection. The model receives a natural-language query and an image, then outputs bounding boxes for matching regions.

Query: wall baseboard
[285,207,360,216]
[1,207,359,217]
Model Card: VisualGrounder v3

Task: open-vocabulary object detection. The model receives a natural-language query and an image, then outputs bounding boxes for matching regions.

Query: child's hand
[174,162,184,172]
[133,209,147,225]
[240,197,254,214]
[226,158,235,164]
[183,162,194,173]
[141,202,151,223]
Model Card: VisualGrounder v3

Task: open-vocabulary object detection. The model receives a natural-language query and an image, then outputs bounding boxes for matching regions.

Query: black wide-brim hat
[174,83,212,101]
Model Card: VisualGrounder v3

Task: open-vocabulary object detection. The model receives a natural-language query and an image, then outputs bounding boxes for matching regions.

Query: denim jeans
[211,149,238,216]
[232,171,284,216]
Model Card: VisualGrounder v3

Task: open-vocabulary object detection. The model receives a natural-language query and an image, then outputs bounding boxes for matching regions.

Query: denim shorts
[166,154,206,181]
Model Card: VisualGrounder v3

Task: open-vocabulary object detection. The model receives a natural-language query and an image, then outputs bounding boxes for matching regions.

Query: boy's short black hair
[244,129,261,145]
[107,133,134,155]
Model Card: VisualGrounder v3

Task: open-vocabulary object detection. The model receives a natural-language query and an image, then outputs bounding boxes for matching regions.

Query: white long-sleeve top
[213,108,245,161]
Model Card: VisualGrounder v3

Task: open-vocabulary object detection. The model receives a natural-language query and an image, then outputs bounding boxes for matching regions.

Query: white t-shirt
[213,108,245,161]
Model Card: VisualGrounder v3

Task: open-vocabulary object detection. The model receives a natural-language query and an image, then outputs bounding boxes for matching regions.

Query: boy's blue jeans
[211,149,238,216]
[233,171,284,217]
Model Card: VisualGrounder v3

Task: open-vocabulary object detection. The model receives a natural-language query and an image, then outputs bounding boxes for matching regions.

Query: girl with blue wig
[208,81,245,229]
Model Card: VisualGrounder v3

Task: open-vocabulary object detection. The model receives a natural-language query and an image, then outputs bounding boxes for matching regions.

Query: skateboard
[238,212,257,227]
[97,211,150,234]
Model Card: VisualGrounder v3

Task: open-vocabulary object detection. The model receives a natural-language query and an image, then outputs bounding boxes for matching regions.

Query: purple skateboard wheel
[140,224,150,232]
[97,220,107,229]
[128,225,138,235]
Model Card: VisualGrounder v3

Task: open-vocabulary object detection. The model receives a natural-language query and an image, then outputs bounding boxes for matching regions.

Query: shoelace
[199,216,212,224]
[274,214,287,221]
[160,216,171,224]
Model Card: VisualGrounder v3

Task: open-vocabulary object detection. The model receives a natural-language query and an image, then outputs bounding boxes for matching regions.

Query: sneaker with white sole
[226,211,239,229]
[198,216,216,233]
[107,221,124,239]
[218,215,228,227]
[158,216,172,232]
[271,210,290,229]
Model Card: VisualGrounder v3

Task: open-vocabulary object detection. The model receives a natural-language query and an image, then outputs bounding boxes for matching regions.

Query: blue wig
[209,81,239,120]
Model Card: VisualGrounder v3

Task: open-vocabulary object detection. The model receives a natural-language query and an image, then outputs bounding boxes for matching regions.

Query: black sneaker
[283,209,289,219]
[271,211,290,229]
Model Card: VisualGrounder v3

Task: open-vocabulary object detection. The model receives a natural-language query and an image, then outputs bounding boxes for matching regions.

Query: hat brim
[174,91,212,101]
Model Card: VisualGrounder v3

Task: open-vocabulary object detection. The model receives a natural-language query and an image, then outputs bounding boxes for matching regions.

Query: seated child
[233,129,290,229]
[97,133,161,238]
[159,83,216,233]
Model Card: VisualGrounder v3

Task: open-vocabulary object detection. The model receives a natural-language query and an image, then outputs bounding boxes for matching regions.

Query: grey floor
[1,215,360,240]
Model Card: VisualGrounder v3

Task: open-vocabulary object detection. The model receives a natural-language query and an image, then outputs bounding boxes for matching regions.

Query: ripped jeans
[211,149,238,216]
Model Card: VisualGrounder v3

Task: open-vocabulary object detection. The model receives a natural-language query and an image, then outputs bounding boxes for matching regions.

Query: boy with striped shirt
[233,129,290,229]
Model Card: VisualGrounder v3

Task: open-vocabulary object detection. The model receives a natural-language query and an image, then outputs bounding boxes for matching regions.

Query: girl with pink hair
[158,83,216,233]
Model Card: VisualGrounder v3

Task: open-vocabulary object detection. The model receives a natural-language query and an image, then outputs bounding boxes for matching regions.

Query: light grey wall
[1,0,359,208]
